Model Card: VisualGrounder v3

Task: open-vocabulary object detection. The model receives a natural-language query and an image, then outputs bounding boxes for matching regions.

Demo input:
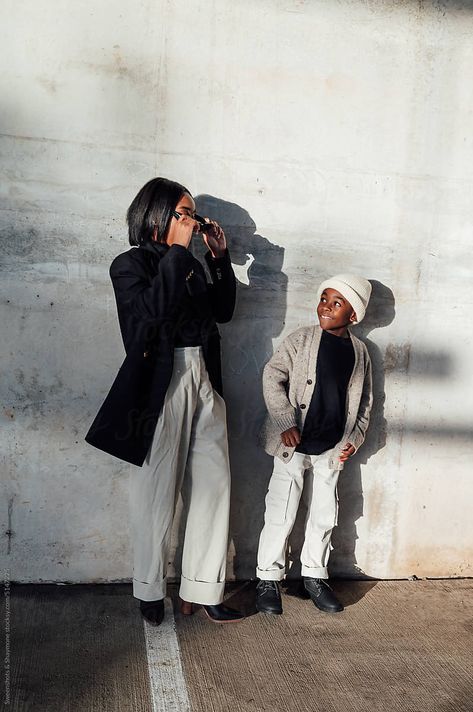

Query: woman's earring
[152,225,158,242]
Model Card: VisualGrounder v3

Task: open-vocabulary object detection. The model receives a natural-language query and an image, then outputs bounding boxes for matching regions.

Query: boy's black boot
[256,580,283,614]
[303,578,344,613]
[139,599,165,626]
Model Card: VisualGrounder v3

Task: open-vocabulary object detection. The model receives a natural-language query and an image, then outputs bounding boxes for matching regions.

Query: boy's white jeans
[128,346,231,606]
[256,449,340,580]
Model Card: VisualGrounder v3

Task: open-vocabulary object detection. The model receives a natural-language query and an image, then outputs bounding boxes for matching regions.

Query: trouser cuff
[133,577,166,601]
[179,575,225,606]
[302,565,328,579]
[256,567,286,582]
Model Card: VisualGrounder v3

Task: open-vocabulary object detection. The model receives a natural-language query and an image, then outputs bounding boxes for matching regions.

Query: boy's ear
[349,311,357,323]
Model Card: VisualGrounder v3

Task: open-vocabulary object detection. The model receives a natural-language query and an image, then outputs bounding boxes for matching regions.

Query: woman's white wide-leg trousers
[128,346,231,605]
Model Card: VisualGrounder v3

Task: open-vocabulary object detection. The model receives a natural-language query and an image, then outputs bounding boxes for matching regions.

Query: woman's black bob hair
[126,177,191,246]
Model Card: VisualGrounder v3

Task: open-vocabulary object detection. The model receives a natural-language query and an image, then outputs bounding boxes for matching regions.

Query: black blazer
[85,241,236,466]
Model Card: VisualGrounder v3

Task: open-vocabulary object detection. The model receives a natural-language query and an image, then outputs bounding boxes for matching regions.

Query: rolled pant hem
[133,577,166,602]
[179,576,225,606]
[256,568,286,582]
[301,566,328,579]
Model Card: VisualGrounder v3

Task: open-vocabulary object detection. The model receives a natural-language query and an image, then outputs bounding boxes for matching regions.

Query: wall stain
[1,225,38,256]
[394,547,473,578]
[67,52,156,87]
[6,497,15,554]
[11,367,65,420]
[384,343,411,373]
[37,76,58,95]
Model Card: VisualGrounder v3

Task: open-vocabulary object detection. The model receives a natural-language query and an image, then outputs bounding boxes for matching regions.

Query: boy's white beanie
[317,274,372,323]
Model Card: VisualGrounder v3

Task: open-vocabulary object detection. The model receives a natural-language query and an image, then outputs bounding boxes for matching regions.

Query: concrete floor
[2,580,472,712]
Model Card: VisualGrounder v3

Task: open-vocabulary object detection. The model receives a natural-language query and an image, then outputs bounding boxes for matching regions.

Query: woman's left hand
[201,220,227,259]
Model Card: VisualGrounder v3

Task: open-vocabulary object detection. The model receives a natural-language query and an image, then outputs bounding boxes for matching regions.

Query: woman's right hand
[166,214,199,249]
[281,427,301,448]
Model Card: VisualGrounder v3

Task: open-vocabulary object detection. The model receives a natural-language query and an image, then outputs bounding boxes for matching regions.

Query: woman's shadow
[284,281,395,606]
[176,195,288,581]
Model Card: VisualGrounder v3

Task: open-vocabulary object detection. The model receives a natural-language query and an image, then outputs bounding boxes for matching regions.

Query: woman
[86,177,243,624]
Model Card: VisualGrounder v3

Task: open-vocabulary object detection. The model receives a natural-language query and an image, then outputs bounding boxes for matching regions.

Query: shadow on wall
[287,281,396,581]
[190,194,289,580]
[329,281,396,578]
[172,209,399,582]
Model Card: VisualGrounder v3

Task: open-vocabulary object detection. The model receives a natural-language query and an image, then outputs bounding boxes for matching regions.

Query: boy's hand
[339,443,356,462]
[281,427,301,448]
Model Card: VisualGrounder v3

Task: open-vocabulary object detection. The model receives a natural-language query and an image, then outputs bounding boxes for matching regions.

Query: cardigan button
[283,452,289,458]
[307,379,312,385]
[300,404,306,409]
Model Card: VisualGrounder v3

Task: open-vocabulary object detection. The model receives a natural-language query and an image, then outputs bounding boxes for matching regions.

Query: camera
[172,210,214,234]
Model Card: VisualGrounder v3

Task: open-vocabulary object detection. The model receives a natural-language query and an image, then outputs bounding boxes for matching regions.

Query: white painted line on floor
[143,598,191,712]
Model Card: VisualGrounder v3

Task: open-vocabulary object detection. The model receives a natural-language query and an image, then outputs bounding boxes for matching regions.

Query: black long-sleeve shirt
[296,330,355,455]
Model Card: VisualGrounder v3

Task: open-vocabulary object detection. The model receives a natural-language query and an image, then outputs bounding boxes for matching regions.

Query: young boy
[256,274,373,615]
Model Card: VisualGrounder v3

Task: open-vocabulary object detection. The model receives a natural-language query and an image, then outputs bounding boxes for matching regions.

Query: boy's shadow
[174,195,288,581]
[285,281,395,606]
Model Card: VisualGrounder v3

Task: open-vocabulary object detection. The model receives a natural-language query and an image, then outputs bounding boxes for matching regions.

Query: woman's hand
[166,214,199,249]
[339,443,356,462]
[201,220,227,259]
[281,427,301,448]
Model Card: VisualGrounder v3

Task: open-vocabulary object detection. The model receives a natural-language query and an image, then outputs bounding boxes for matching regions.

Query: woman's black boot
[139,599,165,626]
[203,604,244,623]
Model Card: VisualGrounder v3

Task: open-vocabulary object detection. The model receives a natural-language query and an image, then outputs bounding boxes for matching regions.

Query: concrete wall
[2,0,472,583]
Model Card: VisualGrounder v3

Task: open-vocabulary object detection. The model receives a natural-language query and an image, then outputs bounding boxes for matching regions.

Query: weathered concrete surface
[4,584,152,712]
[3,581,473,711]
[1,1,473,583]
[175,579,473,712]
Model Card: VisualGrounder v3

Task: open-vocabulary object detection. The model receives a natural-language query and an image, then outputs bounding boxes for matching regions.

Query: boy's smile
[317,288,356,337]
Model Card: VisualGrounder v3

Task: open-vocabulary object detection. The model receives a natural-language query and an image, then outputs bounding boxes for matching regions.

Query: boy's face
[317,288,357,336]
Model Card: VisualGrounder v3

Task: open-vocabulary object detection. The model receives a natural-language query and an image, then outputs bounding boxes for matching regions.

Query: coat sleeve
[348,349,373,452]
[110,245,196,321]
[204,249,236,323]
[262,334,299,433]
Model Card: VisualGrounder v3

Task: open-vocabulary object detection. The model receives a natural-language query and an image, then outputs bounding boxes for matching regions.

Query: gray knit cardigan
[259,324,373,470]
